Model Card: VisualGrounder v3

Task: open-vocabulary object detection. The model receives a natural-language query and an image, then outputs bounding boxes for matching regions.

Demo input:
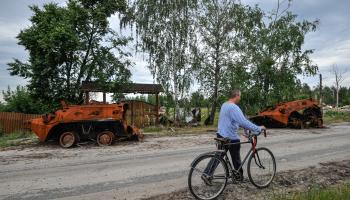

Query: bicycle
[188,130,276,200]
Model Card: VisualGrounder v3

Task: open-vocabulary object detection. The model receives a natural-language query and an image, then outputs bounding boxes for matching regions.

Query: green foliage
[322,86,335,105]
[142,126,163,133]
[339,87,350,106]
[122,0,198,120]
[194,0,318,117]
[0,102,4,112]
[8,0,132,108]
[1,86,49,114]
[273,183,350,200]
[312,86,350,107]
[190,92,208,108]
[236,4,319,111]
[0,124,3,137]
[192,0,246,123]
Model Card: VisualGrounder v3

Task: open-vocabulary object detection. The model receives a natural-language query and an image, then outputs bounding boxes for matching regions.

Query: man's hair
[229,89,241,98]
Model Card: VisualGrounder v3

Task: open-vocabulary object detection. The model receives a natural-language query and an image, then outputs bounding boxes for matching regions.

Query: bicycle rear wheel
[188,154,228,200]
[247,147,276,188]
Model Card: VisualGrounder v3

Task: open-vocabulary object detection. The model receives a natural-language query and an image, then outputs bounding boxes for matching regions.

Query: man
[203,89,265,182]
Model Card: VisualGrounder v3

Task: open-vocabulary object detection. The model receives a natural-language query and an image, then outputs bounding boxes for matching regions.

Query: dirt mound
[145,160,350,200]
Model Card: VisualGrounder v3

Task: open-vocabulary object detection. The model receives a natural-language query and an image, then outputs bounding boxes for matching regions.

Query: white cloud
[311,39,350,69]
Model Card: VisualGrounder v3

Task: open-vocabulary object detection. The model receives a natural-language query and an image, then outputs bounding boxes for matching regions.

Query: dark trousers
[204,133,243,176]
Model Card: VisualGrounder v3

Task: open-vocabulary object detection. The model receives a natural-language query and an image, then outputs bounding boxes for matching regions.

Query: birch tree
[331,64,346,108]
[192,0,244,124]
[122,0,197,120]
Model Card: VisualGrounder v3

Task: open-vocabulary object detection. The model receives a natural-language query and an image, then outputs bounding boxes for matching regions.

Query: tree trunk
[336,87,339,108]
[209,97,217,125]
[209,49,220,125]
[173,72,180,122]
[208,35,222,125]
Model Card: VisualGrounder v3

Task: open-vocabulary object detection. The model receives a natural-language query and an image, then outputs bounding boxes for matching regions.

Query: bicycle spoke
[248,148,276,188]
[189,155,228,200]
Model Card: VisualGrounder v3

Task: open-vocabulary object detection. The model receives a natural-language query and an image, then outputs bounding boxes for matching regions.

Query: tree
[297,83,313,99]
[121,0,197,121]
[321,86,335,105]
[192,0,248,124]
[339,87,350,106]
[190,91,207,107]
[8,0,132,109]
[240,1,319,109]
[1,86,49,114]
[331,64,346,108]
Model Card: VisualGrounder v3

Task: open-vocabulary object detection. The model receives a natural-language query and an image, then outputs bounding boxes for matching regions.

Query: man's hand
[260,126,266,131]
[243,129,250,138]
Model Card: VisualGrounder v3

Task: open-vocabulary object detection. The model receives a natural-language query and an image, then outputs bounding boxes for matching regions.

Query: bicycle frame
[221,136,265,178]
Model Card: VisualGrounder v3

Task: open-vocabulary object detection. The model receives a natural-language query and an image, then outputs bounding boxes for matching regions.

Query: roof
[81,81,163,94]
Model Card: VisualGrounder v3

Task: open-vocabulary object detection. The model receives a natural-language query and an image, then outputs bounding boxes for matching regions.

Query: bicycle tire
[188,153,229,200]
[247,147,276,188]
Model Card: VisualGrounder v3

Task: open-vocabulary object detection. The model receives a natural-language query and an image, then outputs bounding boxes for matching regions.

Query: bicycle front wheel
[247,147,276,188]
[188,154,229,200]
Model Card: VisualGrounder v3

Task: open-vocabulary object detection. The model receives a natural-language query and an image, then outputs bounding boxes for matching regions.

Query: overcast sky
[0,0,349,101]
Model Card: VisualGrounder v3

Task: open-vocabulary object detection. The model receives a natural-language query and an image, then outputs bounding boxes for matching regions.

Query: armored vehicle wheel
[129,134,139,141]
[97,131,115,146]
[59,132,79,148]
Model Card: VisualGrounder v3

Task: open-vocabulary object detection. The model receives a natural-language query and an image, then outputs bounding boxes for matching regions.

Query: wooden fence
[0,112,41,134]
[124,100,158,127]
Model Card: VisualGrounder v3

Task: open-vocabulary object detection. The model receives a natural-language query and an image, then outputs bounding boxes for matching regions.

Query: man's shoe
[239,175,245,182]
[201,174,213,186]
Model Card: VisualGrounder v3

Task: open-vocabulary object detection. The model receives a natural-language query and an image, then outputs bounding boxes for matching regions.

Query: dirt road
[0,123,349,200]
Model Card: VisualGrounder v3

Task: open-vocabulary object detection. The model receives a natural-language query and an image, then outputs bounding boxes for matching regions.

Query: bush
[0,124,3,137]
[1,86,50,114]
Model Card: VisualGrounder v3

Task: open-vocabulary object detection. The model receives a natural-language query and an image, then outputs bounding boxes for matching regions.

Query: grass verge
[273,182,350,200]
[0,131,38,148]
[323,111,350,124]
[142,125,217,137]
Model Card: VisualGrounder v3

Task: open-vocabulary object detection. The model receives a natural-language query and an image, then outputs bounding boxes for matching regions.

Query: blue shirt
[218,102,261,140]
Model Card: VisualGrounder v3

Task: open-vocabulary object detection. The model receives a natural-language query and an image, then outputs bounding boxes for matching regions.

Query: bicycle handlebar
[245,129,267,140]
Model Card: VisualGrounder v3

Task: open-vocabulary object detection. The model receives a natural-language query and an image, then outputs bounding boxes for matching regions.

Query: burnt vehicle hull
[29,102,142,148]
[250,98,323,129]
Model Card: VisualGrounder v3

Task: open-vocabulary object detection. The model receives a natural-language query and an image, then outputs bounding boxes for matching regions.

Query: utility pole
[319,74,323,116]
[319,74,323,105]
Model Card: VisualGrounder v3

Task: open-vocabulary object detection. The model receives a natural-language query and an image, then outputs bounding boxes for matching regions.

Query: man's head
[229,89,241,103]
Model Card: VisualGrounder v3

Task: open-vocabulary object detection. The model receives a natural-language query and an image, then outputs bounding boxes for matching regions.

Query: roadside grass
[143,109,350,136]
[0,131,38,148]
[142,125,217,137]
[273,182,350,200]
[323,111,350,124]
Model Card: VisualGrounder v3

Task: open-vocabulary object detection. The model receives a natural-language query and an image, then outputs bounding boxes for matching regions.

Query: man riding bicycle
[203,89,266,183]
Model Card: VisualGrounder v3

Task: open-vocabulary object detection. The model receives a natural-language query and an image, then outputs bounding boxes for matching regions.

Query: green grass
[0,131,38,148]
[323,111,350,124]
[142,126,163,133]
[273,183,350,200]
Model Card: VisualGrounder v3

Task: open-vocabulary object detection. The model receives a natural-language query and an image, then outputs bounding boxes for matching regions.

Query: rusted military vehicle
[28,101,142,148]
[250,98,323,129]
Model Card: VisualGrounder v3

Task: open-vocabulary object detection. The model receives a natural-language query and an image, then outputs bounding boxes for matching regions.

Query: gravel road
[0,123,349,200]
